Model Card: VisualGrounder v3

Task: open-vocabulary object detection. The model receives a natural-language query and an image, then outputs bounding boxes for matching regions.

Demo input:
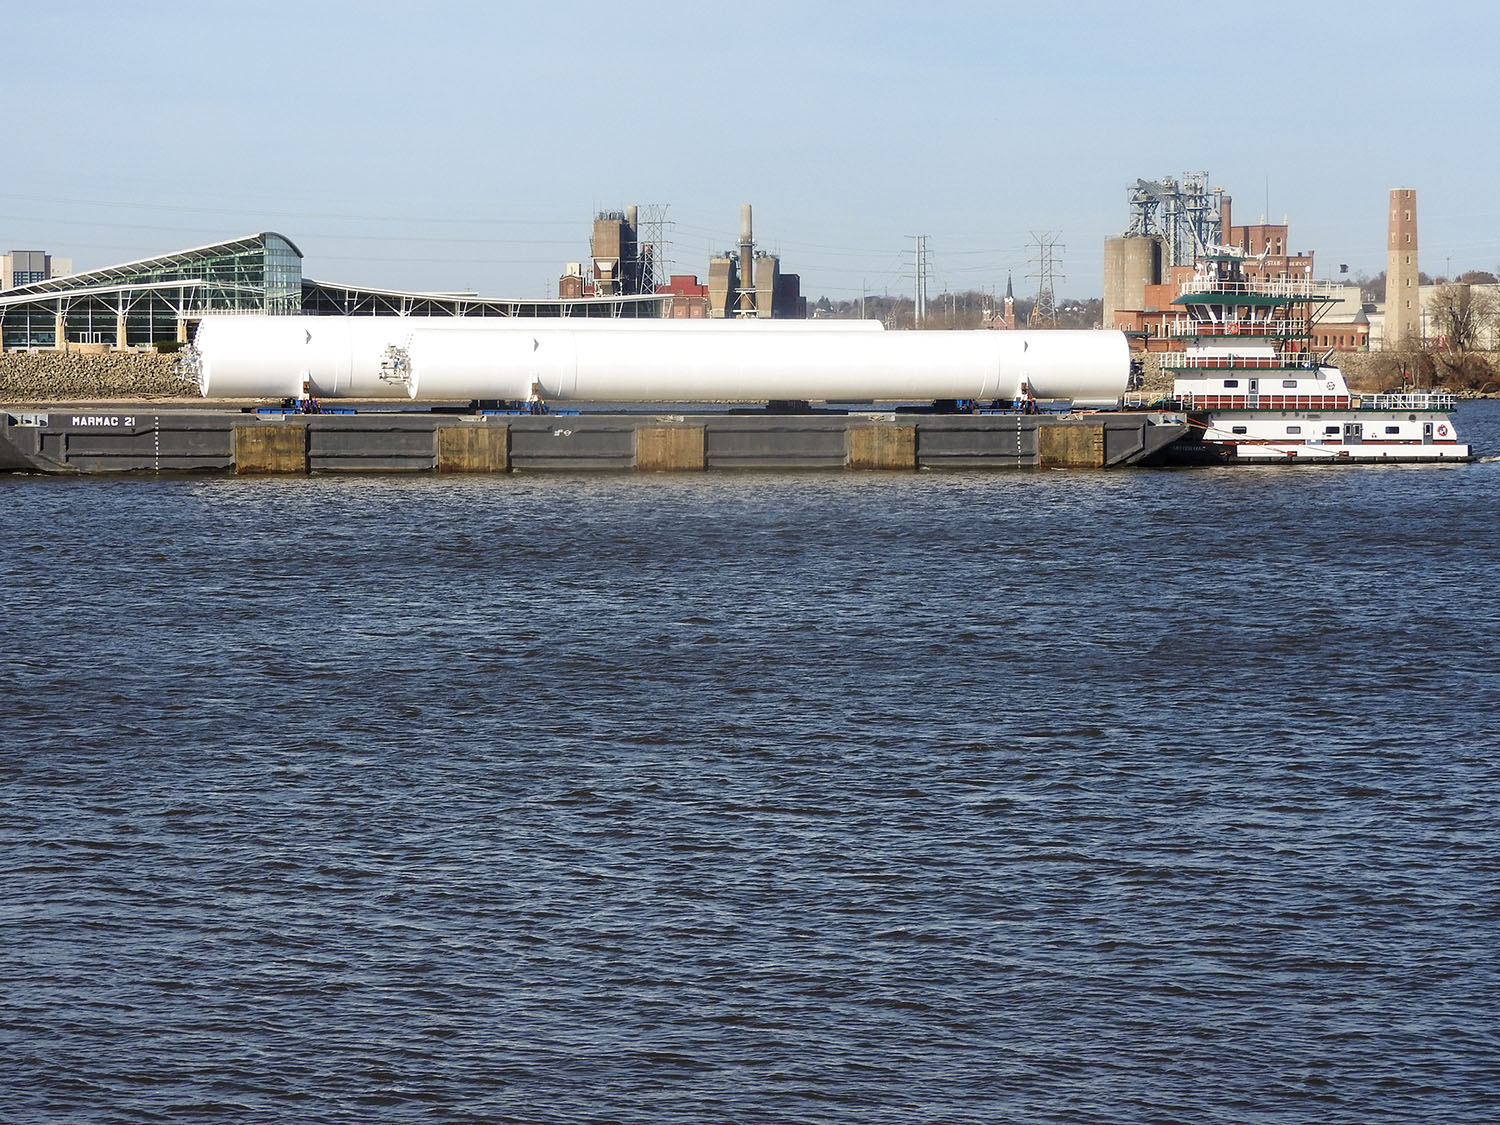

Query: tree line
[811,290,1103,330]
[1355,269,1500,302]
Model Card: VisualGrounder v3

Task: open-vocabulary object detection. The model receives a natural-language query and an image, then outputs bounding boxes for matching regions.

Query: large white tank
[193,315,1128,406]
[194,315,418,399]
[484,328,1012,403]
[1010,331,1130,407]
[407,328,539,402]
[432,316,885,332]
[193,315,885,399]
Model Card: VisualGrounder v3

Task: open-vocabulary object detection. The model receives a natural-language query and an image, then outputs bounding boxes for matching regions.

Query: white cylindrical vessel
[407,328,553,402]
[195,316,314,398]
[408,328,1123,405]
[447,316,884,332]
[194,315,1129,406]
[195,315,418,399]
[194,315,884,398]
[1002,330,1131,408]
[515,328,1011,403]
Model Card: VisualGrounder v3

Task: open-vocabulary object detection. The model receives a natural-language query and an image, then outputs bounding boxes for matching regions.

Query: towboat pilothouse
[1156,251,1470,463]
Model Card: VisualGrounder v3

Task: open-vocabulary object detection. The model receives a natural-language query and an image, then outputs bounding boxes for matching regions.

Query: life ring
[1326,381,1336,391]
[1438,424,1449,437]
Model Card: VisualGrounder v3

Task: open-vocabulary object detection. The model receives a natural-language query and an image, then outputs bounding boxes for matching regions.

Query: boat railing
[1158,351,1321,370]
[1358,391,1458,411]
[1177,392,1352,411]
[1177,276,1343,301]
[1167,318,1303,337]
[1173,390,1455,412]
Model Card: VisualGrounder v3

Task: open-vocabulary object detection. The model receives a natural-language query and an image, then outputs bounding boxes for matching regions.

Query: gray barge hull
[0,407,1187,475]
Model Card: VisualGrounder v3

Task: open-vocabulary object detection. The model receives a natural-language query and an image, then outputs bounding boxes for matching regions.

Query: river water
[3,401,1499,1124]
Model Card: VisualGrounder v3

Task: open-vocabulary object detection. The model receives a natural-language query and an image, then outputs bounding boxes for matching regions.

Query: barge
[0,405,1187,474]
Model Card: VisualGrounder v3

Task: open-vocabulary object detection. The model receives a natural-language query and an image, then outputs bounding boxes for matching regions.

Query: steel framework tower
[1028,232,1063,327]
[1123,173,1224,269]
[635,203,672,294]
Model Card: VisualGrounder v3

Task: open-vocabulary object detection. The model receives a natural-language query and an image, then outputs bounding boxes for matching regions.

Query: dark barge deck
[0,404,1188,475]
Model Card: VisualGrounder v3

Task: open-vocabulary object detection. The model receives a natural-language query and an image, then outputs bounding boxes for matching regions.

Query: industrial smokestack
[739,204,754,316]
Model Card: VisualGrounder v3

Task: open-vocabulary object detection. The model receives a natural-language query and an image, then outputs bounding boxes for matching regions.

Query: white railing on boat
[1177,393,1351,411]
[1358,391,1457,411]
[1167,318,1304,337]
[1167,391,1457,413]
[1157,351,1321,370]
[1177,276,1343,301]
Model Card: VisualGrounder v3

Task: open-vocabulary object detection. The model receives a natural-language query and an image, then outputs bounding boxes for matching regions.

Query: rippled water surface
[4,401,1500,1124]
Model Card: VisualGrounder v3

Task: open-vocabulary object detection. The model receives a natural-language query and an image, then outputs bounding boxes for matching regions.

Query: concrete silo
[1102,235,1163,330]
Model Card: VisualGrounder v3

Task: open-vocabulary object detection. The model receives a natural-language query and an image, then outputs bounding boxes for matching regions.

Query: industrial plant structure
[558,203,806,319]
[1104,174,1370,353]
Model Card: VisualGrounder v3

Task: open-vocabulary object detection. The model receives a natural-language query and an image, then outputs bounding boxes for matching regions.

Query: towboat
[1157,251,1470,463]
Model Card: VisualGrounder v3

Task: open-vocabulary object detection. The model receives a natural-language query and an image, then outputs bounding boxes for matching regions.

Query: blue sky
[5,1,1497,301]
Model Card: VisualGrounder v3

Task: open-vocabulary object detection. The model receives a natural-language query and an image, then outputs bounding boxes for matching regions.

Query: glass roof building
[0,232,304,350]
[0,231,661,350]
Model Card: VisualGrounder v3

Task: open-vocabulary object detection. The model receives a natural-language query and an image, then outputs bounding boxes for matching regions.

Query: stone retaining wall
[0,351,194,399]
[1136,352,1169,398]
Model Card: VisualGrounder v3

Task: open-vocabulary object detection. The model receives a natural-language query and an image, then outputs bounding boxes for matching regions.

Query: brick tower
[1385,188,1419,347]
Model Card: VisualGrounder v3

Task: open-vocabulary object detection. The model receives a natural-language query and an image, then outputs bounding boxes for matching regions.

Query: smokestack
[625,205,640,293]
[739,204,754,316]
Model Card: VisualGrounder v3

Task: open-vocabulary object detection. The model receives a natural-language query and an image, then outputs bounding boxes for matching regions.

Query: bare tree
[1427,283,1499,352]
[1426,282,1500,389]
[1357,271,1385,303]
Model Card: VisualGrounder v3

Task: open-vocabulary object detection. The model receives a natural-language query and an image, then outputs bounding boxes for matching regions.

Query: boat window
[1385,425,1401,434]
[1231,426,1248,435]
[1286,425,1302,434]
[1223,379,1240,388]
[1325,425,1340,434]
[1282,380,1299,388]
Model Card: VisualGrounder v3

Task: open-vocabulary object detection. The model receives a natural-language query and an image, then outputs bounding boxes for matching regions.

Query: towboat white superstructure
[1161,252,1470,463]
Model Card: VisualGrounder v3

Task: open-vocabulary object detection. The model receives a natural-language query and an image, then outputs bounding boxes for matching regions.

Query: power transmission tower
[909,234,930,328]
[635,203,672,293]
[1028,231,1064,327]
